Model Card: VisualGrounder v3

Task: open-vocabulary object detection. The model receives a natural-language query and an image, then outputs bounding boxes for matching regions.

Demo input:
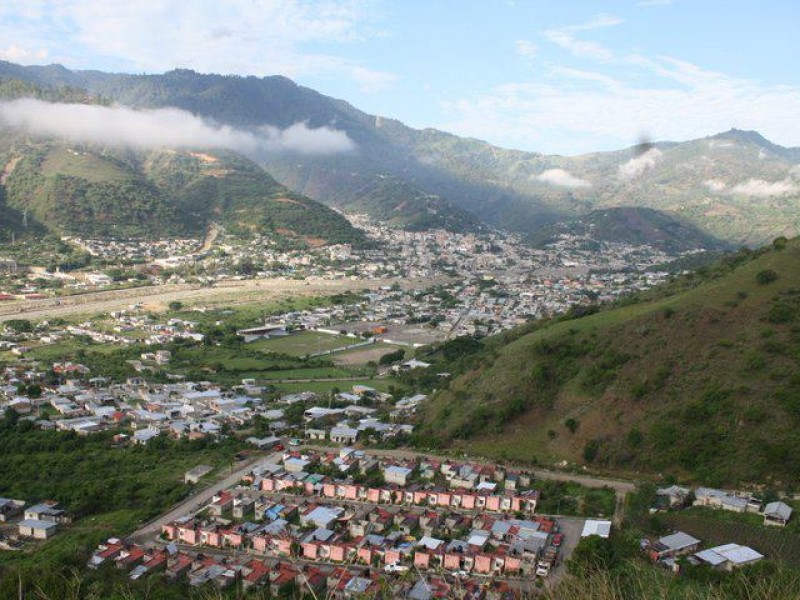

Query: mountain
[0,138,365,245]
[1,62,798,245]
[0,76,366,244]
[529,206,730,252]
[415,238,800,486]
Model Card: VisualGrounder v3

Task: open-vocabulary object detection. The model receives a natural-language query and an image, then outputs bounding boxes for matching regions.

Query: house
[648,531,701,561]
[763,501,792,527]
[581,520,611,538]
[305,429,327,440]
[384,465,414,486]
[0,498,25,522]
[330,427,359,445]
[655,485,691,509]
[18,519,58,539]
[301,506,344,529]
[694,543,764,570]
[184,465,214,484]
[24,502,69,524]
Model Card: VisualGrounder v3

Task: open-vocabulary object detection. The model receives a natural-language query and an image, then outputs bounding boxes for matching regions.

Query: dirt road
[0,278,403,323]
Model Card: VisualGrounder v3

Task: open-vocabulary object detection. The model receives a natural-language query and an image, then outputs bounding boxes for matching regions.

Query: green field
[273,378,403,395]
[250,330,357,356]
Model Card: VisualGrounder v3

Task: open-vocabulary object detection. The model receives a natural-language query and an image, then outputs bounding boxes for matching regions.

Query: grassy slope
[419,239,800,486]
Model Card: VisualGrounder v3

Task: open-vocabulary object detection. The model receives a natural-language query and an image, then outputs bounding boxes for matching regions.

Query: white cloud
[704,179,727,192]
[515,40,538,61]
[729,178,798,197]
[0,1,395,93]
[440,56,800,154]
[535,168,591,188]
[542,14,623,61]
[0,99,355,155]
[617,148,662,179]
[0,45,48,63]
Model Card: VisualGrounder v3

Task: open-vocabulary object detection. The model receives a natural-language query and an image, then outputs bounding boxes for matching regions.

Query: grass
[40,147,132,184]
[419,240,800,486]
[273,378,402,395]
[661,508,800,567]
[249,330,358,356]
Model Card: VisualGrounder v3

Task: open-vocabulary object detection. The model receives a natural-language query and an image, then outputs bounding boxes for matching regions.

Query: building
[18,519,58,539]
[581,520,611,539]
[648,532,701,561]
[384,465,414,486]
[694,544,764,570]
[763,501,793,527]
[185,465,214,485]
[0,498,25,522]
[236,324,288,343]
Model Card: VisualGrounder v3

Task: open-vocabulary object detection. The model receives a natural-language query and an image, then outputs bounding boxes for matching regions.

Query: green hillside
[2,62,798,244]
[416,238,800,487]
[531,206,729,252]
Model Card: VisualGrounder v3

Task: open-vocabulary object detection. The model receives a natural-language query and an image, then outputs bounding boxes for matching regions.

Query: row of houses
[656,485,794,527]
[89,538,518,599]
[161,489,560,578]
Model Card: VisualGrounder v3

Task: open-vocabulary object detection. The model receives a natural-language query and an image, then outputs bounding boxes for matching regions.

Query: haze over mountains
[0,60,799,246]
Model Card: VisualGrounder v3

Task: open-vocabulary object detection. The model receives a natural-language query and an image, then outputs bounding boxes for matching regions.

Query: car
[384,563,409,573]
[552,533,563,546]
[288,438,301,446]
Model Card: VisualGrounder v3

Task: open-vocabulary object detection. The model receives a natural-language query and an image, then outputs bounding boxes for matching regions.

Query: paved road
[127,453,278,544]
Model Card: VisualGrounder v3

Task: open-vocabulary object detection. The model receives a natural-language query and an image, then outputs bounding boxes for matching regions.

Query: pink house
[384,549,402,565]
[414,552,431,569]
[199,529,220,547]
[343,484,359,500]
[161,524,177,539]
[367,488,381,503]
[261,478,276,492]
[444,553,462,570]
[329,544,346,562]
[413,490,428,505]
[322,483,336,498]
[302,543,319,560]
[437,493,452,507]
[474,555,492,574]
[505,556,522,572]
[357,547,373,564]
[486,496,501,512]
[252,536,269,554]
[177,525,198,545]
[222,530,243,547]
[274,538,292,556]
[462,494,477,510]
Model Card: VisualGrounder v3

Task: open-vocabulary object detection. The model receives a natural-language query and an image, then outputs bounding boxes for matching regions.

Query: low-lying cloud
[729,178,798,198]
[535,168,591,188]
[617,147,662,180]
[0,98,355,155]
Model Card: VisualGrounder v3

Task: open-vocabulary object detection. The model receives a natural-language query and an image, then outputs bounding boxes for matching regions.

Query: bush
[583,439,601,462]
[756,269,779,285]
[564,418,579,433]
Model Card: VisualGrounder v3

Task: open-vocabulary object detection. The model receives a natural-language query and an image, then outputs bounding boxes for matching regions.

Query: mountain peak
[711,128,774,147]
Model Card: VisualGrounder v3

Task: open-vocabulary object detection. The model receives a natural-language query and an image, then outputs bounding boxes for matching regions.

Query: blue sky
[0,1,798,154]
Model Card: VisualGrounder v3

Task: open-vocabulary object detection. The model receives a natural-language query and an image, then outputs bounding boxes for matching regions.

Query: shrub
[756,269,779,285]
[564,418,579,433]
[583,439,600,462]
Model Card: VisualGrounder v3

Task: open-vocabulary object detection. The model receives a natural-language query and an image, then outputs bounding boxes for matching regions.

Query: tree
[168,300,184,311]
[568,535,617,576]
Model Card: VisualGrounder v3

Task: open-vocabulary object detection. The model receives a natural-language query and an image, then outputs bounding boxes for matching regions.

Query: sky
[0,0,798,155]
